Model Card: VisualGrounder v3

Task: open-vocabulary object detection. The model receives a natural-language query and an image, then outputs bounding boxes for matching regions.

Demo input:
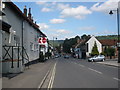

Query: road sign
[38,37,47,44]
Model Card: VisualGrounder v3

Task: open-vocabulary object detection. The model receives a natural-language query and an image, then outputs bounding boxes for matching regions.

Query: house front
[1,2,47,73]
[86,36,102,57]
[99,39,118,58]
[74,36,102,59]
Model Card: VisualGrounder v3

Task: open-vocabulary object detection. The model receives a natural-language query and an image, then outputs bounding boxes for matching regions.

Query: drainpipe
[22,20,24,64]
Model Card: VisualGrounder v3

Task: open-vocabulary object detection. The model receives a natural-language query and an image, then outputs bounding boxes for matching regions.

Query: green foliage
[49,40,64,47]
[96,35,117,40]
[101,46,115,59]
[100,52,106,55]
[81,34,91,40]
[63,36,80,53]
[107,47,115,56]
[55,44,62,53]
[91,42,99,56]
[104,47,115,59]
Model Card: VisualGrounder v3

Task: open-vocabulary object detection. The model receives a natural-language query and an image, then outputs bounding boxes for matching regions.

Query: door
[82,52,86,59]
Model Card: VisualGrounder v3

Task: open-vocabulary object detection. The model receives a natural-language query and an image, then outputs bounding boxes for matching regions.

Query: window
[14,35,20,46]
[30,42,34,51]
[36,44,39,50]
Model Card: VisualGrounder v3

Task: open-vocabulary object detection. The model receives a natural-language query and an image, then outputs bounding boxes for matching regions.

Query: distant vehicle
[64,55,69,59]
[55,54,59,58]
[88,55,105,62]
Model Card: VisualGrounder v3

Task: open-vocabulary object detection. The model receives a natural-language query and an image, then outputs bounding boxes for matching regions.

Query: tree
[55,44,62,53]
[106,47,115,59]
[62,36,80,53]
[91,42,99,56]
[81,34,91,40]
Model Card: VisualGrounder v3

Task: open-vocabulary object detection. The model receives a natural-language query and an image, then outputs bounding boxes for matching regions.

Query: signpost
[38,37,47,60]
[38,37,47,45]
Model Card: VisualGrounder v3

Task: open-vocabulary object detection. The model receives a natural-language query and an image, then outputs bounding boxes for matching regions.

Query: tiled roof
[3,2,46,37]
[99,39,117,46]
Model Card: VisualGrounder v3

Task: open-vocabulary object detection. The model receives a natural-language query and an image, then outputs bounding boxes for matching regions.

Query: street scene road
[1,1,120,90]
[2,56,119,89]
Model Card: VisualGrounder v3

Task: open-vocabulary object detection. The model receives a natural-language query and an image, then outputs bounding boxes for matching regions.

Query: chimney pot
[28,8,31,19]
[24,5,27,16]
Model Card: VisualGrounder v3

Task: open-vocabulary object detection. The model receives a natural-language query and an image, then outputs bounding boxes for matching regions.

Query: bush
[100,52,106,56]
[103,47,115,59]
[91,42,99,56]
[106,47,115,59]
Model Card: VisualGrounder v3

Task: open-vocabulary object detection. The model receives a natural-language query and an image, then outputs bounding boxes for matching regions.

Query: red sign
[38,37,47,44]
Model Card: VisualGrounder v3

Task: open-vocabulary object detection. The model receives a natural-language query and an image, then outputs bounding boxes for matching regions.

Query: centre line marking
[88,68,103,74]
[37,69,50,89]
[113,77,120,81]
[79,64,85,67]
[47,61,57,89]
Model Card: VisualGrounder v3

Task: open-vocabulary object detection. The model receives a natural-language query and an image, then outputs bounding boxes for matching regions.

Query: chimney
[24,5,27,16]
[31,16,33,22]
[28,8,31,19]
[35,21,36,24]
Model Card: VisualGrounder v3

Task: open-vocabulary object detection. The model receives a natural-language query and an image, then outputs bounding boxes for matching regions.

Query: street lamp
[109,5,120,63]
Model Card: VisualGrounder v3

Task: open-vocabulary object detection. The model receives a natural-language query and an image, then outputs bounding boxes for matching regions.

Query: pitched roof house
[74,36,102,59]
[1,1,48,73]
[99,39,118,58]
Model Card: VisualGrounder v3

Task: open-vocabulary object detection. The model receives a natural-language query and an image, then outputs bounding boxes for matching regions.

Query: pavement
[96,58,120,67]
[2,59,56,88]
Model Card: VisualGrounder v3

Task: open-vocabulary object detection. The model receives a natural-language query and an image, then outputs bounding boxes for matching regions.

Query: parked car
[64,55,69,59]
[88,55,105,62]
[55,54,59,58]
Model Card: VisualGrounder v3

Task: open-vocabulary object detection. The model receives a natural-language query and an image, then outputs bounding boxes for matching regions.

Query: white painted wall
[86,36,102,57]
[0,30,2,74]
[24,22,40,62]
[2,4,44,63]
[2,5,22,46]
[0,39,1,86]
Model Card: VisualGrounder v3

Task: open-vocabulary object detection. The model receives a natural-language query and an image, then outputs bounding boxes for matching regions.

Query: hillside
[96,35,118,40]
[49,40,64,47]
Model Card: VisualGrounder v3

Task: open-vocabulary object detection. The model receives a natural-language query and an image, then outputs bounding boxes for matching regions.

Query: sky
[13,0,120,40]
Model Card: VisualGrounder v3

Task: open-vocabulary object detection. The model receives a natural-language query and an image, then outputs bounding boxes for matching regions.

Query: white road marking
[78,64,85,67]
[74,63,77,64]
[69,61,85,68]
[48,61,57,89]
[37,69,51,89]
[88,68,103,74]
[113,77,120,81]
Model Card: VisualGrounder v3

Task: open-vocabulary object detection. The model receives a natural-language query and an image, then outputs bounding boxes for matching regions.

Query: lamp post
[53,37,57,52]
[109,3,120,63]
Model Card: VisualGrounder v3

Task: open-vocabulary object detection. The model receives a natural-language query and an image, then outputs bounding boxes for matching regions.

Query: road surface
[2,57,119,89]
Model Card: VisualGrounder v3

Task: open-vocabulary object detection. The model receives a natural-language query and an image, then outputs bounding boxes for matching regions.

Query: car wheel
[91,59,93,62]
[102,59,105,62]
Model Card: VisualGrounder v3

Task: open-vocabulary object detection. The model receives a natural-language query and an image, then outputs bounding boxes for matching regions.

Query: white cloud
[56,29,71,34]
[57,3,70,10]
[60,5,92,19]
[41,7,52,12]
[50,18,66,24]
[38,23,49,30]
[94,30,117,35]
[91,0,119,13]
[79,26,96,31]
[36,1,46,5]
